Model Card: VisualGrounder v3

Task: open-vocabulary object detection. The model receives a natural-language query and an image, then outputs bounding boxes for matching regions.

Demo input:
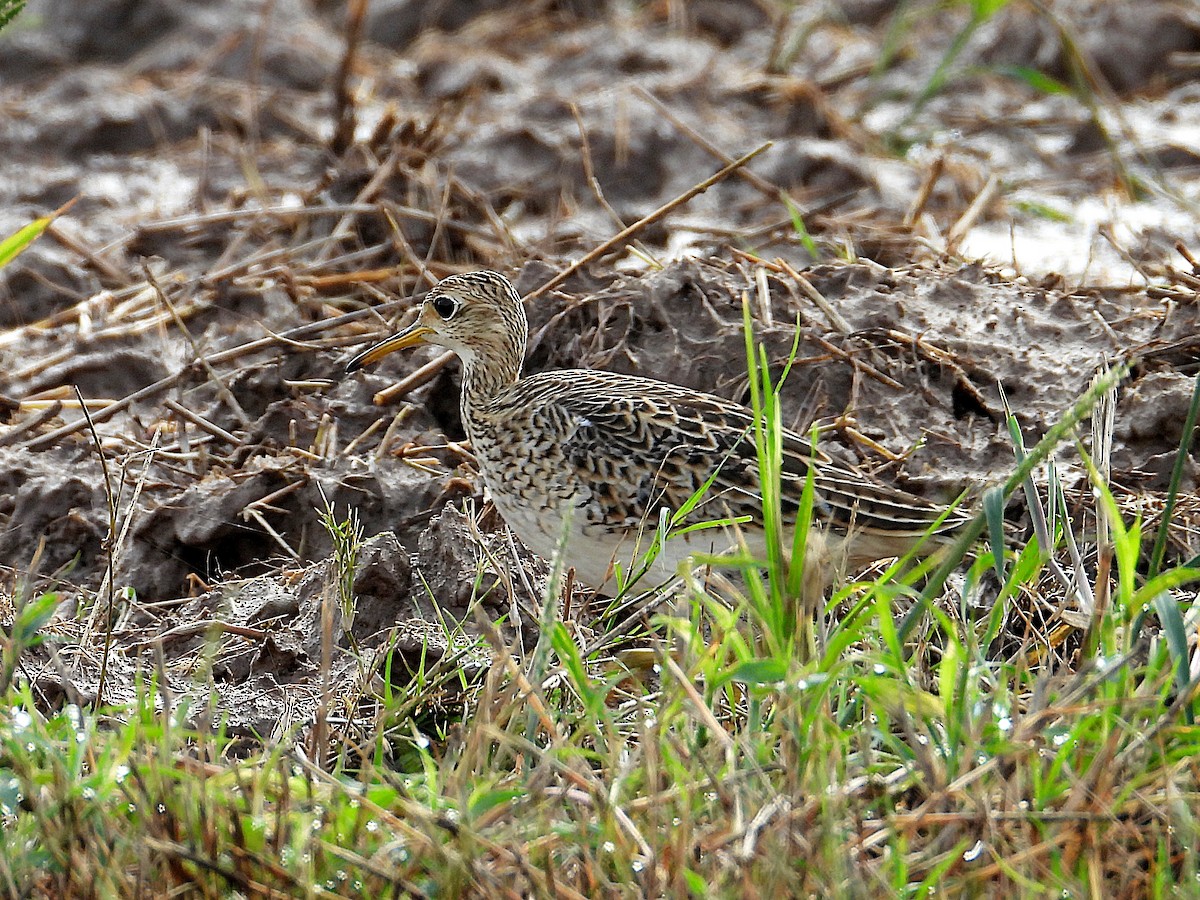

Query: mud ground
[1,0,1199,737]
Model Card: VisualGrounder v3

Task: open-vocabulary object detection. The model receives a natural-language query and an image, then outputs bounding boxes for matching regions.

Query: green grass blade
[1152,590,1194,724]
[781,193,820,260]
[997,64,1072,95]
[0,199,75,269]
[0,0,26,32]
[785,430,817,602]
[982,485,1008,583]
[1148,371,1200,578]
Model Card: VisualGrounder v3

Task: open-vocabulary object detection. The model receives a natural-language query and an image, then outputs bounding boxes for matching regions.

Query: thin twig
[383,206,438,287]
[92,428,162,641]
[776,259,853,335]
[74,385,117,707]
[807,334,903,390]
[526,142,773,300]
[373,350,456,406]
[570,101,626,230]
[243,507,301,561]
[945,172,1000,253]
[164,399,240,445]
[904,153,945,228]
[46,221,130,285]
[143,262,250,426]
[0,401,61,447]
[632,86,782,201]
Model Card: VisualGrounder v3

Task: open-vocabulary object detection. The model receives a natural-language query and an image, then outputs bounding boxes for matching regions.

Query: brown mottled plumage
[347,271,968,593]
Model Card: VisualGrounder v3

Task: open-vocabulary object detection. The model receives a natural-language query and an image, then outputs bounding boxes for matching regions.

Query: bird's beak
[345,322,435,373]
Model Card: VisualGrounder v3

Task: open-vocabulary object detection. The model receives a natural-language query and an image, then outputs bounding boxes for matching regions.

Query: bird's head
[346,271,527,375]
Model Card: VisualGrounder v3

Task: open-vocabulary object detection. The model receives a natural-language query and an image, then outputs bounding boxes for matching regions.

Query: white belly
[490,489,683,589]
[490,485,833,596]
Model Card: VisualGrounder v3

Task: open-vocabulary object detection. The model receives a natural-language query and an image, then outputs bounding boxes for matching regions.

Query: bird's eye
[430,295,458,319]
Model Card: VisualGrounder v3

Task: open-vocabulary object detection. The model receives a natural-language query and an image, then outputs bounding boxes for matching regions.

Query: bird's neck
[459,348,522,420]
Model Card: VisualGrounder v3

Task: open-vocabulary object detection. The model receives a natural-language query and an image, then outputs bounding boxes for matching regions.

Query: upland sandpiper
[347,271,968,597]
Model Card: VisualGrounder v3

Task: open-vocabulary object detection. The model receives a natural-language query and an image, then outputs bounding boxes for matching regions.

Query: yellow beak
[345,323,435,373]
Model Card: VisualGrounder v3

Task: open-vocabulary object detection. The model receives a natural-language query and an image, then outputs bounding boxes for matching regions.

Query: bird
[346,270,970,601]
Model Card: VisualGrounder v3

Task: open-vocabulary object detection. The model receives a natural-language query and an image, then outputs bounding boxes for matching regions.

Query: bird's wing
[514,371,963,539]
